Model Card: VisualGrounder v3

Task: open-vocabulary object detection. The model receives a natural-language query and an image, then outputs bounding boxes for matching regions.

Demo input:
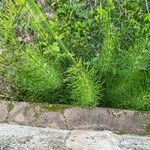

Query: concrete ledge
[0,100,150,134]
[0,124,150,150]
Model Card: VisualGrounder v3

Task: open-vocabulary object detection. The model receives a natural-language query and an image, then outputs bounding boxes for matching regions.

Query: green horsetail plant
[0,0,19,48]
[1,0,103,106]
[1,0,150,110]
[23,0,103,106]
[102,11,150,110]
[0,0,24,98]
[0,0,63,101]
[0,1,22,71]
[93,1,120,104]
[92,1,150,110]
[67,62,102,106]
[13,47,63,101]
[105,31,150,110]
[94,2,119,74]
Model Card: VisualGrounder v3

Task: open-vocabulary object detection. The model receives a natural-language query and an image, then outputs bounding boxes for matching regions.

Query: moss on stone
[41,104,71,114]
[28,101,71,114]
[23,106,30,116]
[34,111,41,119]
[7,102,14,112]
[145,123,150,134]
[135,110,150,116]
[33,107,43,119]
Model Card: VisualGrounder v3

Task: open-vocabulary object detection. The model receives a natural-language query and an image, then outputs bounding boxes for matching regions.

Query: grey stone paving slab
[0,124,149,150]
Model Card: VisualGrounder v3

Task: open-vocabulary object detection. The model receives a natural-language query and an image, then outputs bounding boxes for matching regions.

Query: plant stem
[145,0,149,14]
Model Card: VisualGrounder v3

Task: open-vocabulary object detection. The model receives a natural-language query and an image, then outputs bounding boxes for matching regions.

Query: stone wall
[0,100,150,135]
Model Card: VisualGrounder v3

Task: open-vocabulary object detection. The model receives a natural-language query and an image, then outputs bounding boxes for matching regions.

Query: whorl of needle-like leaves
[67,62,102,106]
[13,47,63,100]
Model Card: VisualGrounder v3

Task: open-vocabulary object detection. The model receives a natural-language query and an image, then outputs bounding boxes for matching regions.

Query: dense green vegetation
[0,0,150,110]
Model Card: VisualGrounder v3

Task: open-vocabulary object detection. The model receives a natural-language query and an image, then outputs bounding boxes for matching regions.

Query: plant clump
[0,0,150,110]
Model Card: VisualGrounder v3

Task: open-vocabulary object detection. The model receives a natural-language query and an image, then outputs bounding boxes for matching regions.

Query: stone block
[64,107,150,134]
[0,101,8,122]
[38,112,66,129]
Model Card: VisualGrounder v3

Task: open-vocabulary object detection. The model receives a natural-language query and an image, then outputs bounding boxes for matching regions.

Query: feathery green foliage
[67,62,102,106]
[14,47,63,100]
[0,0,63,101]
[105,27,150,110]
[97,0,150,110]
[0,0,102,106]
[0,0,150,110]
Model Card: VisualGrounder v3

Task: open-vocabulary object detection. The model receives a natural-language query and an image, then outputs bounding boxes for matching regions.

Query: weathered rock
[0,100,150,134]
[38,112,66,129]
[64,107,150,134]
[66,130,150,150]
[116,134,150,150]
[23,106,39,126]
[7,101,66,128]
[8,102,30,125]
[0,124,70,150]
[0,101,8,122]
[66,130,120,150]
[0,124,150,150]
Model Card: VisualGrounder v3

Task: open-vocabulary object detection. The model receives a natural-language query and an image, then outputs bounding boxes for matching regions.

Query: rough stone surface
[0,124,150,150]
[0,102,8,122]
[64,107,150,134]
[0,100,150,134]
[38,112,66,129]
[0,124,70,150]
[8,101,66,129]
[66,130,120,150]
[8,102,30,125]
